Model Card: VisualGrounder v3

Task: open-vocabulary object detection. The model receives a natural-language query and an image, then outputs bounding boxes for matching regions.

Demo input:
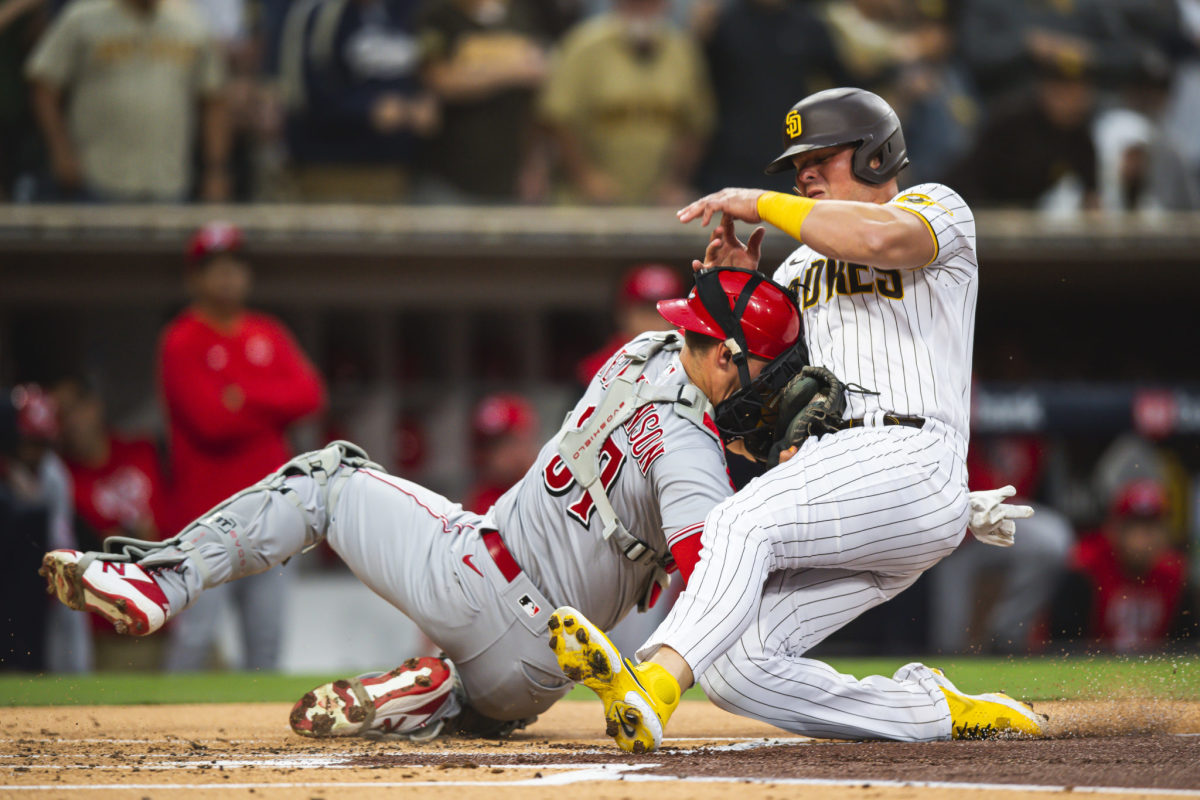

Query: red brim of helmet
[656,296,723,341]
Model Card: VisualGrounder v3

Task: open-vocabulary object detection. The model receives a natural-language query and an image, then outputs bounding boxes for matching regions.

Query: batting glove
[967,485,1034,547]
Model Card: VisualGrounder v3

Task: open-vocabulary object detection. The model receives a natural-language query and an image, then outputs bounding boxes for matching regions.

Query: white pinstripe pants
[638,423,969,741]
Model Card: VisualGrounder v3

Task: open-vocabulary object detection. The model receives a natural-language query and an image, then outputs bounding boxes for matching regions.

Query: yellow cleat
[931,668,1046,739]
[548,606,680,753]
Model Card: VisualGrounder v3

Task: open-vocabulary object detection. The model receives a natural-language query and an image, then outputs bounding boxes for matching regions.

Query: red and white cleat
[39,549,170,636]
[290,656,459,741]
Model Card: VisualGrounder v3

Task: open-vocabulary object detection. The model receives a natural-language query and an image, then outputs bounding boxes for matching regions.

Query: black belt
[838,414,925,430]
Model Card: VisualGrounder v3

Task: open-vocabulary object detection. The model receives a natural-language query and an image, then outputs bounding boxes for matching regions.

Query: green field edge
[3,655,1197,706]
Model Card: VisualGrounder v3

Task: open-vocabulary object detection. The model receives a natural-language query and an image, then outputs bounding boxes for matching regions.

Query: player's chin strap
[555,332,712,611]
[87,441,382,584]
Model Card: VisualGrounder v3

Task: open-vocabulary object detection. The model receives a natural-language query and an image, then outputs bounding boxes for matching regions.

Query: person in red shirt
[53,377,166,543]
[1053,479,1188,653]
[158,221,326,671]
[575,263,686,386]
[464,393,539,514]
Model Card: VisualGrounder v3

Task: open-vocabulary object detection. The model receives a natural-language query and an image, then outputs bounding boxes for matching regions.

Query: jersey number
[543,405,628,529]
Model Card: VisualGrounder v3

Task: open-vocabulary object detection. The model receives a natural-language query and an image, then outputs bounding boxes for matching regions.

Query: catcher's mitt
[767,365,847,466]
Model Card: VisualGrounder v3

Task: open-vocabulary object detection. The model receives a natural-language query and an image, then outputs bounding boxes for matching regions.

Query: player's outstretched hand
[967,485,1034,547]
[677,187,766,227]
[692,213,765,272]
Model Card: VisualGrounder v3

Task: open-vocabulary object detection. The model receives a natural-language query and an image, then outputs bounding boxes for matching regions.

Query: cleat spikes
[547,606,677,754]
[289,656,457,741]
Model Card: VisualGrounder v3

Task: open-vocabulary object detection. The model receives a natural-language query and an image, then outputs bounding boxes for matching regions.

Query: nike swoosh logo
[462,555,483,577]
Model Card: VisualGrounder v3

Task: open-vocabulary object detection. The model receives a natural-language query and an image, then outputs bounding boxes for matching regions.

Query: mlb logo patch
[518,594,540,618]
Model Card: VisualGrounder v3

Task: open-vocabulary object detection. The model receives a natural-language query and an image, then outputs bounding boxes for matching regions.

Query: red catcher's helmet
[656,267,800,359]
[187,221,243,264]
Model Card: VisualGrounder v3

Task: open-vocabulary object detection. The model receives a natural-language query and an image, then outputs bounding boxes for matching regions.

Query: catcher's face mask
[675,268,807,460]
[713,342,808,461]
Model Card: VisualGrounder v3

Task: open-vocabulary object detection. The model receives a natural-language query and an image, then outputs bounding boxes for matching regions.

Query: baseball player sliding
[39,269,809,738]
[551,87,1047,753]
[38,253,1025,743]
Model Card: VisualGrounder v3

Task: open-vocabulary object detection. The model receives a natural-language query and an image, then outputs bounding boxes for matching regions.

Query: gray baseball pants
[161,464,569,720]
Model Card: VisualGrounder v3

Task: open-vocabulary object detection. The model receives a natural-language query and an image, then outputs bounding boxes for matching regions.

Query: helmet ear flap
[852,128,909,184]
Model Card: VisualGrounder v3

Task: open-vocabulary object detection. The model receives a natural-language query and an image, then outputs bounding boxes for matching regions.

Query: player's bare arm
[678,188,936,271]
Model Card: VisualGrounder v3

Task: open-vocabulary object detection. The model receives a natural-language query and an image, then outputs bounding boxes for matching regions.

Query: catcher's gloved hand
[767,365,847,466]
[967,485,1034,547]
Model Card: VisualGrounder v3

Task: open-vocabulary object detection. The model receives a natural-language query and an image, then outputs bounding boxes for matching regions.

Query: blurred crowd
[1,0,1199,210]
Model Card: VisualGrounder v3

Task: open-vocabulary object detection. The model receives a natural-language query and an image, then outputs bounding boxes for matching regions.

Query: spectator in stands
[192,0,269,201]
[25,0,230,202]
[538,0,714,205]
[414,0,558,203]
[464,393,539,513]
[159,221,326,671]
[0,384,92,671]
[1093,66,1200,213]
[957,0,1168,105]
[1163,0,1200,194]
[0,0,47,201]
[862,1,979,185]
[695,0,849,195]
[1051,479,1188,653]
[276,0,437,202]
[575,262,684,386]
[52,376,166,542]
[949,63,1098,210]
[929,434,1074,654]
[819,0,949,92]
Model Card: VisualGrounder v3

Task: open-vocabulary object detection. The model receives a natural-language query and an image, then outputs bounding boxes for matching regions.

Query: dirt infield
[3,700,1199,799]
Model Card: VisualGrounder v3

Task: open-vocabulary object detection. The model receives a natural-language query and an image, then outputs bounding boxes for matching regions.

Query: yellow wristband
[756,191,816,242]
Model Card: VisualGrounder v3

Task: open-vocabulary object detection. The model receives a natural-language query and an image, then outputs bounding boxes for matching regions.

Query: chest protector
[554,332,714,608]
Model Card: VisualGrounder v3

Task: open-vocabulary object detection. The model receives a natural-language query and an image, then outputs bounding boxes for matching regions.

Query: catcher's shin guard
[102,441,381,587]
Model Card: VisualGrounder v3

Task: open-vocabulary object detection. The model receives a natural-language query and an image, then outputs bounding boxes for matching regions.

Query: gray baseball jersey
[494,332,734,631]
[640,182,977,743]
[153,332,733,721]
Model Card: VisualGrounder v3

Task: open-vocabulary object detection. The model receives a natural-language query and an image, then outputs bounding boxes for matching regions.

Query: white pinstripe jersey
[492,333,734,631]
[771,182,977,441]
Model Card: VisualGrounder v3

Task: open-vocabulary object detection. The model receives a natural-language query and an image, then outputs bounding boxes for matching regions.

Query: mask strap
[695,269,763,388]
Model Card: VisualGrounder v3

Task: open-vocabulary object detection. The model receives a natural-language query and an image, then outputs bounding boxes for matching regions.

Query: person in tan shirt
[25,0,229,201]
[539,0,715,206]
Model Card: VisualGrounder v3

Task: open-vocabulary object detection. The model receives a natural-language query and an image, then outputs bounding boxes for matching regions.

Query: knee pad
[105,441,382,583]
